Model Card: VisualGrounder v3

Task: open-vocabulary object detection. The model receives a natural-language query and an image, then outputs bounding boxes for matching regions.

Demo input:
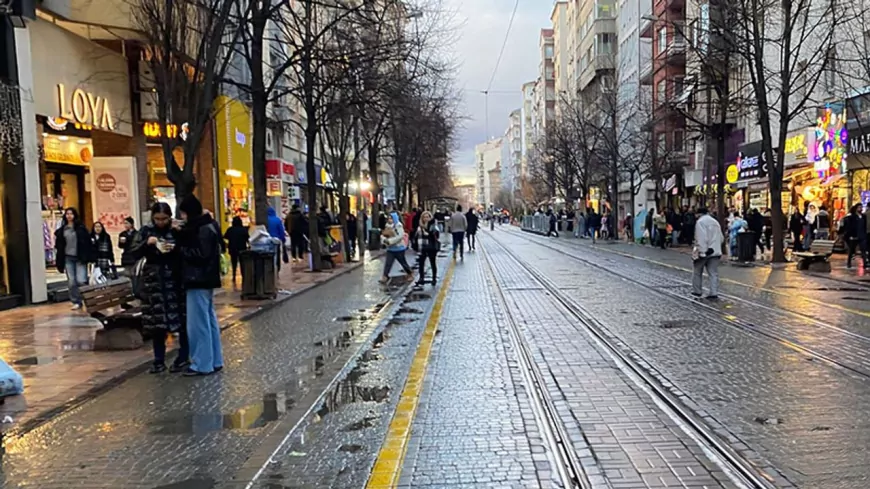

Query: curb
[4,252,384,440]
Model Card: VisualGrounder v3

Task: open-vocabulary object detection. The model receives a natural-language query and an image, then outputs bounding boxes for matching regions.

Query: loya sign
[56,84,115,131]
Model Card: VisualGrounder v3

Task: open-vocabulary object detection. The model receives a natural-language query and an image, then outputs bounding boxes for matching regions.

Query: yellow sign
[143,122,179,139]
[215,96,253,224]
[43,136,94,166]
[56,84,115,131]
[784,134,807,156]
[726,164,739,184]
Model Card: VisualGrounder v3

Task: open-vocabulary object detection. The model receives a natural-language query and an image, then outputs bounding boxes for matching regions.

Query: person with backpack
[415,211,440,286]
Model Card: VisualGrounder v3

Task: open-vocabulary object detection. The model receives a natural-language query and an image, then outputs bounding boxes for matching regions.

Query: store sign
[56,84,115,131]
[143,121,189,142]
[287,186,301,200]
[814,104,848,177]
[266,178,282,197]
[850,126,870,155]
[282,162,295,183]
[662,174,677,192]
[90,157,140,261]
[736,150,768,180]
[726,164,739,184]
[265,159,296,184]
[43,137,94,166]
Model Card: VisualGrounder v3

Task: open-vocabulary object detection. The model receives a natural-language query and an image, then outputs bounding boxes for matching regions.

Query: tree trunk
[338,192,351,262]
[250,11,269,226]
[716,130,726,231]
[368,144,380,221]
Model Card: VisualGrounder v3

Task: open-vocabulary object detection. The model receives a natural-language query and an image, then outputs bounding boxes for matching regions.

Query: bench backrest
[810,239,835,254]
[80,279,135,313]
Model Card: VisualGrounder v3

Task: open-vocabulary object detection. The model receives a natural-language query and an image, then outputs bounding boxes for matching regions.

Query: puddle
[60,339,95,351]
[342,416,377,432]
[314,366,390,421]
[13,356,60,366]
[339,443,364,453]
[397,307,423,315]
[148,393,289,435]
[315,329,357,349]
[333,316,356,322]
[386,317,415,327]
[405,293,432,303]
[151,478,215,489]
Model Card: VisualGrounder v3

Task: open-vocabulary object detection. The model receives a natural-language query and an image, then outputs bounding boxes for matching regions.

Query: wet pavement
[494,227,870,488]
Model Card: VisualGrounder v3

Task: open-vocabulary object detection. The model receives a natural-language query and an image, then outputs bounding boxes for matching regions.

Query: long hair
[91,222,109,241]
[150,202,172,221]
[64,207,81,226]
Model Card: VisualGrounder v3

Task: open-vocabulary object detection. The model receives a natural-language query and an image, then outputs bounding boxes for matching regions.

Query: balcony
[664,41,686,65]
[39,0,141,40]
[640,11,654,38]
[640,59,654,85]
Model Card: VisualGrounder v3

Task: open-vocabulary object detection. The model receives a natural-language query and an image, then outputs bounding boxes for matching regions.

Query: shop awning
[821,173,846,187]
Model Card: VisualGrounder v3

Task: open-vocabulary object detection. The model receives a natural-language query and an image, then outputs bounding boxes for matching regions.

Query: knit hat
[124,216,135,226]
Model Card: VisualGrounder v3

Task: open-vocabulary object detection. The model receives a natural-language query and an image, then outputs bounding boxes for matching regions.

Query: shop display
[224,186,252,225]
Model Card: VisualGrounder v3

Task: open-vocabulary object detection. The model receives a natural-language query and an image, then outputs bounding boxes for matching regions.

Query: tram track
[507,230,870,382]
[483,233,781,489]
[480,237,593,489]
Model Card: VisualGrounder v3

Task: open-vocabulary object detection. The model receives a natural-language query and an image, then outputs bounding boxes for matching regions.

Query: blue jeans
[452,232,465,256]
[65,257,88,305]
[186,289,223,374]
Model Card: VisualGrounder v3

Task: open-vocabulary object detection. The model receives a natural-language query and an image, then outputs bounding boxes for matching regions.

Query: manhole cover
[659,320,696,329]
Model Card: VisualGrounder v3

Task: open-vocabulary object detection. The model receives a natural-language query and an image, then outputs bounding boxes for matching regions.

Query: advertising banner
[90,157,140,262]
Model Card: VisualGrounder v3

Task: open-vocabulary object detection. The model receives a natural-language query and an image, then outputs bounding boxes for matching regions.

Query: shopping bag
[0,358,23,397]
[89,266,108,286]
[219,253,230,276]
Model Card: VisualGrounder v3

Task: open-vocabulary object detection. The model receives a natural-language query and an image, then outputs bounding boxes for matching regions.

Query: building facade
[475,139,503,208]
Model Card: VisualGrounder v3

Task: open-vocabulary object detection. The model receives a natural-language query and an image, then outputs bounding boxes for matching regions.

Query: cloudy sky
[446,0,553,184]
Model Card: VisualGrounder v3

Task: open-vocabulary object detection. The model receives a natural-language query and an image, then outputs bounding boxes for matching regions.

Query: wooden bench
[79,278,144,351]
[793,239,835,272]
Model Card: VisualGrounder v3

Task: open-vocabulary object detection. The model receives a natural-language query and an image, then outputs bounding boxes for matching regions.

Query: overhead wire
[485,0,520,94]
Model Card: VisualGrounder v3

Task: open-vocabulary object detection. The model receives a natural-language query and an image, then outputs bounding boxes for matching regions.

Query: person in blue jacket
[266,207,287,272]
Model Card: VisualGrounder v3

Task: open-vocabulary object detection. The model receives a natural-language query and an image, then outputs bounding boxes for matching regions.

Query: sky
[446,0,553,184]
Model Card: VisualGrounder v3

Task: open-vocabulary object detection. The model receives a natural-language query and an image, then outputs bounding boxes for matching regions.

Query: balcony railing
[640,59,654,85]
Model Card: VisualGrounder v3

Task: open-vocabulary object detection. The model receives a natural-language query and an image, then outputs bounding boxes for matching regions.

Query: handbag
[89,266,108,286]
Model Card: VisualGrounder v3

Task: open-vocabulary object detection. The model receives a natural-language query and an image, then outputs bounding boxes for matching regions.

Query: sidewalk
[0,253,380,433]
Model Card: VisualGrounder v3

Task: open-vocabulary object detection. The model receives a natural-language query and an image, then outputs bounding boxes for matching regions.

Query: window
[596,33,616,55]
[657,133,667,154]
[597,0,615,18]
[673,129,684,152]
[658,27,668,53]
[674,76,685,97]
[824,47,838,91]
[545,45,554,58]
[657,80,666,104]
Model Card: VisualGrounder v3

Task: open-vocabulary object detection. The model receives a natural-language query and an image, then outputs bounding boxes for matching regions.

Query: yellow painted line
[365,262,455,489]
[590,242,870,319]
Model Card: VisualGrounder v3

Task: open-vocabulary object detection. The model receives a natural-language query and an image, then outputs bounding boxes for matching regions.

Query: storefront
[214,96,254,226]
[265,158,297,215]
[27,17,140,288]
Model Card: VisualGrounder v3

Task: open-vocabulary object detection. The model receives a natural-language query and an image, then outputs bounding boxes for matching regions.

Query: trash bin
[368,228,382,251]
[737,231,756,262]
[240,249,278,300]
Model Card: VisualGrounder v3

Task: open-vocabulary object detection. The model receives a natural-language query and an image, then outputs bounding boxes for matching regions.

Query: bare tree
[132,0,242,208]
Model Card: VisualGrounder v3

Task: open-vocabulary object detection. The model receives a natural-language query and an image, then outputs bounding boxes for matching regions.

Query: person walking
[587,208,599,243]
[747,208,764,256]
[654,210,668,249]
[646,208,655,246]
[465,208,479,251]
[266,207,287,272]
[410,208,422,252]
[682,207,696,246]
[789,209,806,252]
[815,205,830,240]
[415,211,440,285]
[133,202,188,374]
[223,216,249,282]
[177,195,224,376]
[692,207,724,299]
[285,204,307,262]
[448,205,468,260]
[54,208,93,310]
[728,212,747,259]
[546,209,558,237]
[843,204,868,269]
[347,212,359,258]
[803,203,817,250]
[670,208,683,246]
[118,217,138,270]
[380,212,414,284]
[91,222,116,279]
[575,211,586,238]
[624,214,634,242]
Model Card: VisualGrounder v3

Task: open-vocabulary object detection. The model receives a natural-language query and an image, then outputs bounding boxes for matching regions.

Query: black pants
[548,226,558,237]
[754,233,765,254]
[418,249,437,283]
[467,232,476,250]
[230,252,240,279]
[152,327,190,366]
[792,231,803,251]
[290,235,306,259]
[847,238,868,267]
[657,229,667,249]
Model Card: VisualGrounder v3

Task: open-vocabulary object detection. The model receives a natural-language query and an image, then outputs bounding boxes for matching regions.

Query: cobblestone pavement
[492,228,870,488]
[0,256,404,489]
[0,254,378,436]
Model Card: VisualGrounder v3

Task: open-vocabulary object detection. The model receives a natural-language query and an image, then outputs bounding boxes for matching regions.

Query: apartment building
[537,29,556,139]
[575,0,617,103]
[506,109,523,194]
[551,1,571,106]
[475,139,503,207]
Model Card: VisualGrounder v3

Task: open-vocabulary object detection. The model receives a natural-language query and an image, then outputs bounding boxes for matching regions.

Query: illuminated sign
[143,122,190,141]
[56,84,115,131]
[736,150,767,180]
[726,164,739,183]
[814,104,848,178]
[784,134,807,157]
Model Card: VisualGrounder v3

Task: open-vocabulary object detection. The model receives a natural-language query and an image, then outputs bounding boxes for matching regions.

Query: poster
[90,157,140,263]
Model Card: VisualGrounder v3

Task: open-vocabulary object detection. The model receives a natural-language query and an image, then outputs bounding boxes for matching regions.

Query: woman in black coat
[223,216,249,282]
[91,222,116,278]
[132,202,188,373]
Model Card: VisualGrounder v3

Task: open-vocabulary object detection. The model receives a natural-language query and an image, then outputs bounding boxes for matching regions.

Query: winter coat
[118,229,139,267]
[286,209,307,237]
[317,212,331,238]
[91,232,115,274]
[266,207,286,241]
[466,211,479,234]
[694,214,724,258]
[447,211,468,233]
[132,224,184,333]
[843,213,867,241]
[347,215,358,241]
[416,220,441,251]
[54,223,94,273]
[382,212,408,252]
[179,214,222,290]
[224,221,249,256]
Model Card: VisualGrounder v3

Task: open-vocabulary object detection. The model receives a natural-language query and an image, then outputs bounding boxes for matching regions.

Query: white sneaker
[71,304,82,311]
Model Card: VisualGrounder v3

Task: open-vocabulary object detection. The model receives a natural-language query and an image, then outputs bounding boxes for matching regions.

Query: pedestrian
[645,208,655,246]
[843,204,868,268]
[600,212,610,240]
[448,204,468,259]
[347,212,358,258]
[789,209,805,252]
[465,208,479,251]
[803,203,817,250]
[415,211,440,285]
[624,214,634,242]
[654,210,668,249]
[91,222,116,279]
[285,204,307,262]
[411,208,422,252]
[177,194,224,376]
[815,205,830,240]
[670,208,683,246]
[223,216,249,282]
[118,217,138,270]
[566,208,575,233]
[728,212,747,259]
[266,207,288,272]
[575,211,586,238]
[747,208,764,255]
[682,206,695,246]
[134,202,188,374]
[54,207,93,310]
[692,207,723,299]
[547,209,559,237]
[762,208,773,250]
[379,212,414,284]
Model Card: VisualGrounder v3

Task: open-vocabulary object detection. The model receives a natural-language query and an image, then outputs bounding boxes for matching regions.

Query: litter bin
[368,228,382,251]
[240,249,278,300]
[737,231,756,262]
